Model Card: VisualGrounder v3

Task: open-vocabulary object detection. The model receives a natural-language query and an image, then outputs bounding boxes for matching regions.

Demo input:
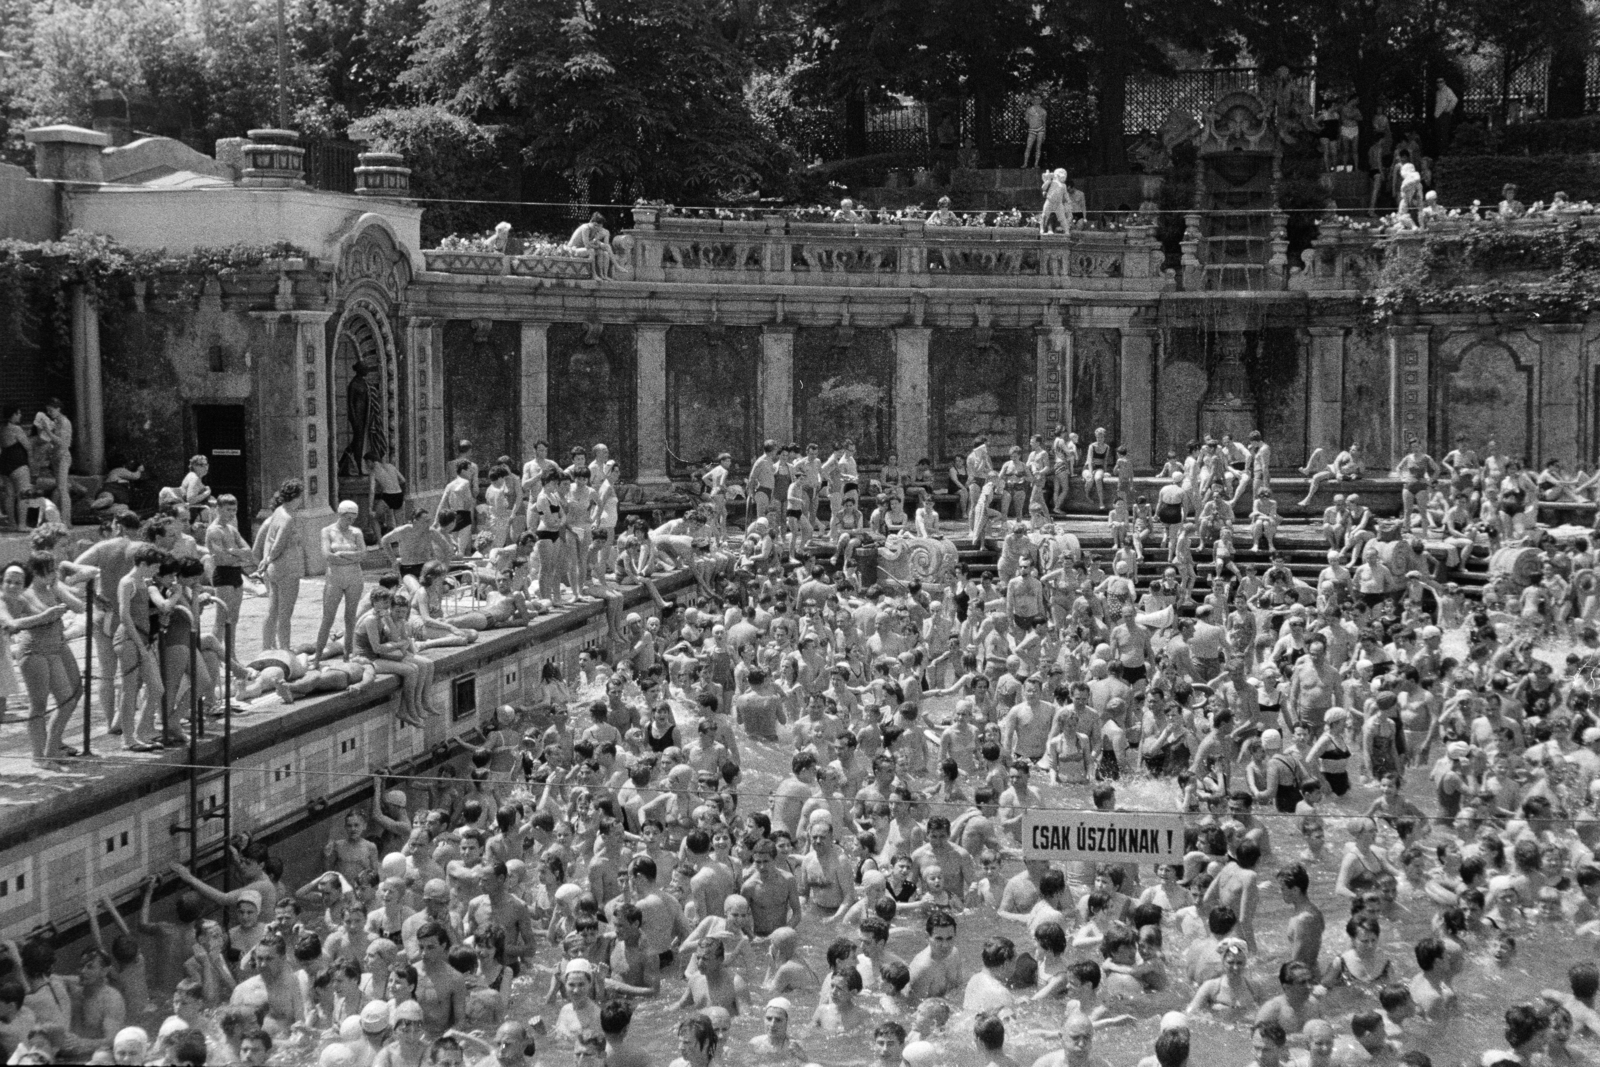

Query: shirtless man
[468,863,535,968]
[229,933,302,1035]
[798,820,853,921]
[413,922,466,1037]
[1393,437,1439,532]
[1007,560,1047,633]
[1202,839,1262,950]
[273,657,376,705]
[606,904,663,997]
[911,816,976,900]
[675,939,746,1016]
[1030,1011,1112,1067]
[908,911,964,1001]
[323,811,380,887]
[1001,675,1057,764]
[1299,443,1362,507]
[66,949,125,1056]
[742,841,803,937]
[436,459,478,555]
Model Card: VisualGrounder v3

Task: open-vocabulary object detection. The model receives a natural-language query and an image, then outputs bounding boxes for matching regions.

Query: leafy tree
[293,0,428,129]
[404,0,790,200]
[807,0,1055,161]
[348,105,507,242]
[1461,0,1590,121]
[1041,0,1237,173]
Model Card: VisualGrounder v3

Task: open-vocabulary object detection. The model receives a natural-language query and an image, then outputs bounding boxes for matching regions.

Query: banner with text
[1022,809,1185,865]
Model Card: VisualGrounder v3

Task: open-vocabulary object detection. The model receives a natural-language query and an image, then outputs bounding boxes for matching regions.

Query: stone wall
[1071,328,1122,445]
[98,286,281,517]
[928,327,1034,466]
[547,322,638,477]
[442,320,521,465]
[666,326,759,475]
[793,327,895,463]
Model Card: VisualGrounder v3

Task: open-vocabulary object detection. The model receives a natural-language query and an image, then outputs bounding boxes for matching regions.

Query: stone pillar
[1119,327,1157,467]
[70,288,104,475]
[758,326,795,444]
[252,310,334,574]
[25,125,108,182]
[1539,324,1583,466]
[520,323,550,456]
[1035,325,1070,437]
[403,317,444,493]
[1386,325,1431,461]
[1306,326,1346,456]
[636,325,670,485]
[893,328,931,466]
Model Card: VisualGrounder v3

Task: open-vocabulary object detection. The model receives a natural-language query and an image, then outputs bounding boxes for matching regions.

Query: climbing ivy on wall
[1367,222,1600,322]
[0,230,308,347]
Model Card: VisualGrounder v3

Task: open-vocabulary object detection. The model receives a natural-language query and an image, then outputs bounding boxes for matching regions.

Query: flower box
[508,253,594,280]
[423,250,506,274]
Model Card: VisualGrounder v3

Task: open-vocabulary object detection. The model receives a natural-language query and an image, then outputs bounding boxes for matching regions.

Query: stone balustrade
[420,217,1173,291]
[1288,224,1389,292]
[627,217,1171,290]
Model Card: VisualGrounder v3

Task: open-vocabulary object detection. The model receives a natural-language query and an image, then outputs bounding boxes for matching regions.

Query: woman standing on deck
[254,478,306,652]
[0,555,82,766]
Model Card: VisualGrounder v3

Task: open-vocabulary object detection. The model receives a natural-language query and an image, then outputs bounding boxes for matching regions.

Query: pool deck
[0,566,696,853]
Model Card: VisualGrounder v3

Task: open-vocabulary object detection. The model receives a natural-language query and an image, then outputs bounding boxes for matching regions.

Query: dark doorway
[192,404,249,538]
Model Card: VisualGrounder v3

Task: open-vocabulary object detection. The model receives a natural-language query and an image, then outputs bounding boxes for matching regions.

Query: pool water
[145,679,1594,1065]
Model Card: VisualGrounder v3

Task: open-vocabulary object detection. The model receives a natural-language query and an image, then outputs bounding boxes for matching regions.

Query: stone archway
[1436,337,1534,463]
[330,220,411,498]
[331,297,401,478]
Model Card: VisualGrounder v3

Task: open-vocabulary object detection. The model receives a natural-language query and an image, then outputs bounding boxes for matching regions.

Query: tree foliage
[404,0,791,200]
[348,106,507,243]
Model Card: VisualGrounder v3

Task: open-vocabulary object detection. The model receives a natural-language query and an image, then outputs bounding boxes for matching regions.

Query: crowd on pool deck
[8,423,1600,1067]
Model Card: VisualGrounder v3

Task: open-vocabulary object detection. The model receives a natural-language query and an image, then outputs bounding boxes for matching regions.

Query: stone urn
[354,151,412,197]
[240,129,306,188]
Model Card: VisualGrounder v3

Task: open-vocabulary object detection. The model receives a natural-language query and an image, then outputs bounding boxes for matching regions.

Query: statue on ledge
[338,359,386,477]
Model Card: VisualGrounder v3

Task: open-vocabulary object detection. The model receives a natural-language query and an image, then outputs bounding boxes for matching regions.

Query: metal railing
[304,137,361,194]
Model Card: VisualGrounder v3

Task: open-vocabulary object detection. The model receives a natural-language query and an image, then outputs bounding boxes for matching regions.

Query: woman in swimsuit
[1497,459,1538,540]
[1305,707,1355,796]
[1083,427,1112,510]
[645,702,679,753]
[1,556,82,766]
[1319,911,1394,1000]
[533,469,567,601]
[1187,938,1266,1018]
[0,407,32,527]
[1335,817,1400,899]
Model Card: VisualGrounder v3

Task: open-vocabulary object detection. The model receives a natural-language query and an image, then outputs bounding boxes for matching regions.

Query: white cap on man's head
[337,500,360,515]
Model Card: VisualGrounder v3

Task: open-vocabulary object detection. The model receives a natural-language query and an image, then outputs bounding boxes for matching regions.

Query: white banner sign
[1022,809,1185,865]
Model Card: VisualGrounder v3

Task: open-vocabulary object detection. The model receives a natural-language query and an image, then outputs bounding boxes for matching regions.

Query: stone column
[1539,324,1583,466]
[520,322,550,456]
[252,310,334,574]
[758,326,795,445]
[70,287,104,475]
[1306,326,1346,456]
[1035,325,1070,437]
[1386,325,1431,461]
[403,317,445,494]
[1119,327,1157,467]
[636,324,670,485]
[893,328,931,466]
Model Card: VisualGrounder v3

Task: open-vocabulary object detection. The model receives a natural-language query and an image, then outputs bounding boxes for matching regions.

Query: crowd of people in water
[4,425,1600,1067]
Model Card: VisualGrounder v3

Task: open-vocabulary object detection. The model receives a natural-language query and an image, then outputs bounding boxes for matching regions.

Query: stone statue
[338,359,385,477]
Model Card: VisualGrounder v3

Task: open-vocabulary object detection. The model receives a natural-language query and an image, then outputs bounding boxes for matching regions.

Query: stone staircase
[949,523,1493,600]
